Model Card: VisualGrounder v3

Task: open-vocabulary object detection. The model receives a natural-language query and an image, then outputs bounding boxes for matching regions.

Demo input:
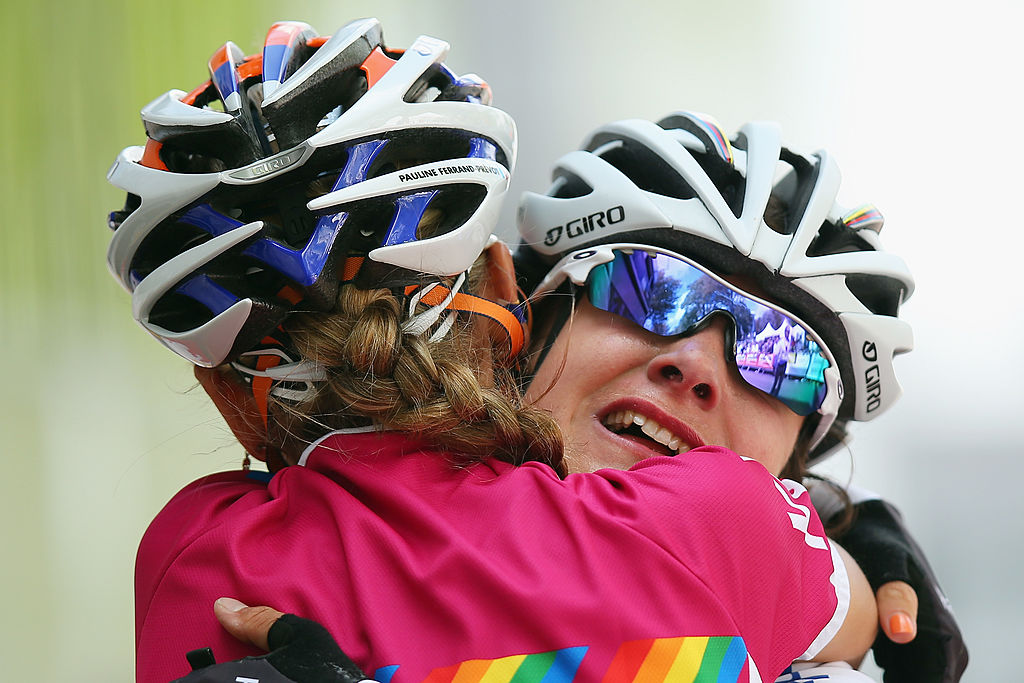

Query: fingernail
[889,611,914,636]
[216,597,248,613]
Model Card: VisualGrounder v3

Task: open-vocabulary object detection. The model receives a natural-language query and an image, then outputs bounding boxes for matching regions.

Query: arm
[628,452,880,676]
[811,482,969,683]
[835,494,969,683]
[810,543,877,665]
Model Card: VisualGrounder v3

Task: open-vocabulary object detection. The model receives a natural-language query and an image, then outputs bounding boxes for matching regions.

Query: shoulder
[623,450,846,670]
[621,447,797,512]
[135,471,273,601]
[610,448,833,565]
[148,470,272,532]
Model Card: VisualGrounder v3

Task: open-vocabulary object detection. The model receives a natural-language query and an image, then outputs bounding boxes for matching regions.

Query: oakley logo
[543,205,625,246]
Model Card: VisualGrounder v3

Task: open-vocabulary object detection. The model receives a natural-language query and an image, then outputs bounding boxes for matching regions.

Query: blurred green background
[3,1,1020,680]
[0,3,433,678]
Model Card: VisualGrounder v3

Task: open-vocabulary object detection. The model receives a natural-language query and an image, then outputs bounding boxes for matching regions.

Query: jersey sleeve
[617,447,850,674]
[135,471,273,681]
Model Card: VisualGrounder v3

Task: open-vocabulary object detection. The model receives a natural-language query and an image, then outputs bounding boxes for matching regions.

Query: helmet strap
[230,329,327,422]
[251,352,279,431]
[339,255,527,361]
[401,272,467,337]
[518,282,577,389]
[401,281,526,361]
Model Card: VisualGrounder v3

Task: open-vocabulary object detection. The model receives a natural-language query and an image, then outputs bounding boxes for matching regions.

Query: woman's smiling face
[525,298,805,476]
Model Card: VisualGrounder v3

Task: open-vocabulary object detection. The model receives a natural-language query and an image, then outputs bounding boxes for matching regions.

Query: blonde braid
[278,279,564,473]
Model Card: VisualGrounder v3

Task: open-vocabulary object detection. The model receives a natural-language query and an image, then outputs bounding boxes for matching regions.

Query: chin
[565,452,630,475]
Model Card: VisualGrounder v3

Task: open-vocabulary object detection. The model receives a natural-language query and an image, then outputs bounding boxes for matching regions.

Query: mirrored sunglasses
[538,245,840,417]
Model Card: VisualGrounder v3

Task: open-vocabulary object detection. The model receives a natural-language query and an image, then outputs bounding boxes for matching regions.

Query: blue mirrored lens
[586,250,828,416]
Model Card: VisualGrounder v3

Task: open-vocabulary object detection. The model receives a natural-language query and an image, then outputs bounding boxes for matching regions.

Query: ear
[480,239,517,305]
[194,365,270,462]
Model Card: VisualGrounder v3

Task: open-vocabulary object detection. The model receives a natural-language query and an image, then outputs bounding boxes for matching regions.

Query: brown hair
[765,193,854,536]
[779,417,854,537]
[268,263,565,473]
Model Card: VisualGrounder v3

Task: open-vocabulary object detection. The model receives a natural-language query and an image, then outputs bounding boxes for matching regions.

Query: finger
[213,597,285,651]
[875,580,919,644]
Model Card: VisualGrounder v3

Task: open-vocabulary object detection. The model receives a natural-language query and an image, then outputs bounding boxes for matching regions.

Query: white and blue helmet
[107,19,517,368]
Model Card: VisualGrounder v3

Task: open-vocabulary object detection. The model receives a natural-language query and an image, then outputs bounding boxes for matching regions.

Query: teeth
[639,419,660,439]
[602,411,692,455]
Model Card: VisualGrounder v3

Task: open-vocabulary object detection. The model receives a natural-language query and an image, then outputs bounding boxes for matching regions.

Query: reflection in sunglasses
[586,249,830,416]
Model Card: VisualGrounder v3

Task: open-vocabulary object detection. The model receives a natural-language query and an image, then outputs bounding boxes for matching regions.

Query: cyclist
[510,110,966,681]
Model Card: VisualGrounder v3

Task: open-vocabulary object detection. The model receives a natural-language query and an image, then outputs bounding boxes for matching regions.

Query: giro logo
[862,341,881,413]
[543,205,625,247]
[230,148,306,181]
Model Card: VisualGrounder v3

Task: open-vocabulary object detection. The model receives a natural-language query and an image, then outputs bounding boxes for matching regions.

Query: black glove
[832,494,969,683]
[171,613,372,683]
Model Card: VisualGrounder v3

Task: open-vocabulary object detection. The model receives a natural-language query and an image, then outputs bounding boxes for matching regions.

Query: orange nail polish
[889,612,914,636]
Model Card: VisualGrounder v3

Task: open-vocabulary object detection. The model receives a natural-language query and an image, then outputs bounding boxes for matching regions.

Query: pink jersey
[136,431,848,682]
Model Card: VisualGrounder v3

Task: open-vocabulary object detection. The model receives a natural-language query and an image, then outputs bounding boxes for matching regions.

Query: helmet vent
[405,63,451,103]
[845,274,905,317]
[263,64,372,151]
[593,137,696,200]
[110,194,143,231]
[550,173,592,199]
[806,220,876,258]
[132,220,213,282]
[159,144,230,174]
[763,194,790,235]
[149,290,221,333]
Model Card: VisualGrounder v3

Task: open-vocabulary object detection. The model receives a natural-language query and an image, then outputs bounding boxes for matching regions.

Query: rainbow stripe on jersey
[372,636,748,682]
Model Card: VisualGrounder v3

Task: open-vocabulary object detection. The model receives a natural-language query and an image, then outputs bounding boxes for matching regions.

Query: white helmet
[107,19,518,368]
[516,112,914,461]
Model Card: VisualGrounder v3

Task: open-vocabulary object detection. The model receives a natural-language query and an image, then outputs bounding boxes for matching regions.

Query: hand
[834,495,968,683]
[213,597,286,651]
[170,598,370,682]
[874,580,918,645]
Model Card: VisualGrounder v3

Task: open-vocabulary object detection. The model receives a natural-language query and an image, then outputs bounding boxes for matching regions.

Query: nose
[646,317,732,409]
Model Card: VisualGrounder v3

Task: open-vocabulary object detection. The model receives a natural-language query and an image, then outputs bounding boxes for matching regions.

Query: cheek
[524,309,605,410]
[749,414,804,476]
[524,333,578,423]
[724,391,804,476]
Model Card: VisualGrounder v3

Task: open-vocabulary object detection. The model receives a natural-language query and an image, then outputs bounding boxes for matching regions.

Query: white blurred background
[1,1,1019,679]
